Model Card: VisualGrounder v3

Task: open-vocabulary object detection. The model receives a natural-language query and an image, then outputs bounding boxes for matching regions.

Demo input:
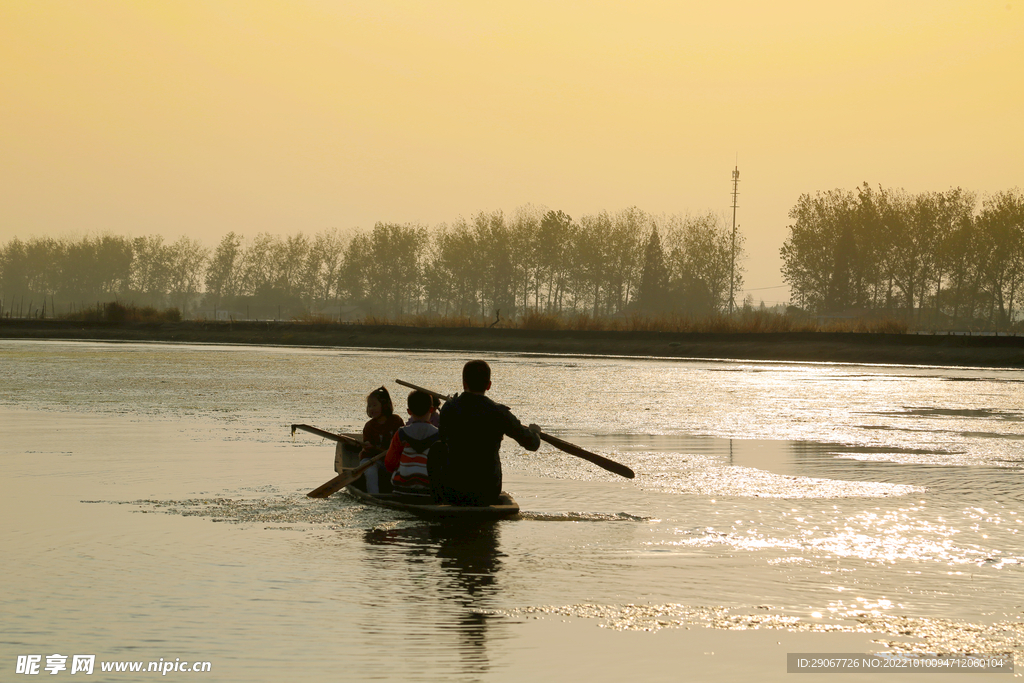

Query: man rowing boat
[432,360,541,506]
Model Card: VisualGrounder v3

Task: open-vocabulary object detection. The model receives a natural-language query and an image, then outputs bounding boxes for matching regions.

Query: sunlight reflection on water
[2,340,1023,678]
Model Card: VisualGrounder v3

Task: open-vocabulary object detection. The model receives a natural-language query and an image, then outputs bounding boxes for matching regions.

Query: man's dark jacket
[433,391,540,505]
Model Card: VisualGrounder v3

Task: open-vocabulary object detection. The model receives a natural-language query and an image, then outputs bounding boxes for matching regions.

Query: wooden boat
[344,485,520,519]
[335,432,520,519]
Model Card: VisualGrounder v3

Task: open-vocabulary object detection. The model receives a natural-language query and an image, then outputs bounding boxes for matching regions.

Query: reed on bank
[59,302,182,323]
[289,310,911,335]
[517,310,909,334]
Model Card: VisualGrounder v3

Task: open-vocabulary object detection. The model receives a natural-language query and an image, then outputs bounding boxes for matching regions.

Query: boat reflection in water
[362,521,506,675]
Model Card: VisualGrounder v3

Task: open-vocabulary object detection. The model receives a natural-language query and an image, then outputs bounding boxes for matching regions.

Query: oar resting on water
[291,424,385,498]
[395,379,635,479]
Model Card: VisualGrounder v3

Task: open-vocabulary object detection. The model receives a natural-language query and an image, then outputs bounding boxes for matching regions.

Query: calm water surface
[1,340,1022,681]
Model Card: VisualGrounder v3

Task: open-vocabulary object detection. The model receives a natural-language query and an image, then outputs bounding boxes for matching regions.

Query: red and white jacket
[384,421,439,492]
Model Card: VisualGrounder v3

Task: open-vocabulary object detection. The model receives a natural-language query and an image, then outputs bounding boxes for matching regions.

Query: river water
[1,340,1022,681]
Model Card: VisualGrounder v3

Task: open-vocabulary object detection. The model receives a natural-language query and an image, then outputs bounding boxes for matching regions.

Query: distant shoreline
[2,319,1023,368]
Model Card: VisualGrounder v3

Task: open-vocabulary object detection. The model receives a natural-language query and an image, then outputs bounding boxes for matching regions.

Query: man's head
[462,359,491,393]
[407,390,433,419]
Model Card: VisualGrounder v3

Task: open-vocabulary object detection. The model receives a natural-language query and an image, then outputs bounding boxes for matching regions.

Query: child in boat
[406,394,441,428]
[385,390,439,498]
[359,386,404,494]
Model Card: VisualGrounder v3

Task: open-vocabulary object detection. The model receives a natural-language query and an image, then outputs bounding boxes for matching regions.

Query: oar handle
[307,450,386,498]
[395,378,635,480]
[291,423,363,448]
[395,379,452,403]
[339,449,386,482]
[293,424,389,498]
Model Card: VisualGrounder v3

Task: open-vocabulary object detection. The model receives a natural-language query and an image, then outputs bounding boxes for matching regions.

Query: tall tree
[977,189,1024,325]
[167,237,209,316]
[473,211,515,319]
[301,228,345,310]
[508,204,543,313]
[237,233,282,297]
[538,210,574,313]
[338,232,372,310]
[781,191,857,313]
[204,232,242,308]
[670,211,740,314]
[275,233,310,298]
[364,222,424,317]
[0,238,30,315]
[636,225,669,313]
[573,211,612,316]
[129,235,173,306]
[427,220,480,317]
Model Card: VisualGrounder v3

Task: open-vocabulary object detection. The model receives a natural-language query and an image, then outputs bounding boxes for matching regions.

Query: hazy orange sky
[2,1,1021,304]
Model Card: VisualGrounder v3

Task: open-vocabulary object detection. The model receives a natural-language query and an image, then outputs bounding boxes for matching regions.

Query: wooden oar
[395,380,453,403]
[533,432,635,479]
[395,379,635,479]
[305,452,386,498]
[291,423,362,447]
[291,423,385,498]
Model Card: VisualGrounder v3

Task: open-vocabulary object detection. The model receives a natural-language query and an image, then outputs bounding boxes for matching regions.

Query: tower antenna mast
[729,164,740,315]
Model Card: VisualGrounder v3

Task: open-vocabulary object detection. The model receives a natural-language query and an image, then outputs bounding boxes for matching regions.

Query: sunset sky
[2,1,1021,304]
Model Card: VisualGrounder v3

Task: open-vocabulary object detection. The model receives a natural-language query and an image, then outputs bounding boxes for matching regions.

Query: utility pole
[729,165,740,315]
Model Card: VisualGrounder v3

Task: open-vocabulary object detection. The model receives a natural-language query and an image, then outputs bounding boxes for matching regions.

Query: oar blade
[307,474,351,498]
[539,432,635,479]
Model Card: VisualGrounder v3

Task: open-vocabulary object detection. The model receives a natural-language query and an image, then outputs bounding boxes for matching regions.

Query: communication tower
[729,165,740,315]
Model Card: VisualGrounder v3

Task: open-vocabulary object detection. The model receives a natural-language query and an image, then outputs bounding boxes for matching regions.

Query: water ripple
[493,603,1024,655]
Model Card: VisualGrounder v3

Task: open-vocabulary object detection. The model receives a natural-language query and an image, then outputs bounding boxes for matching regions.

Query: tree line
[0,206,743,321]
[782,185,1024,327]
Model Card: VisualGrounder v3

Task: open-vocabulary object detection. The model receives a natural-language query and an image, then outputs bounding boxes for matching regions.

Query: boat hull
[337,435,518,518]
[346,485,520,518]
[344,485,519,519]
